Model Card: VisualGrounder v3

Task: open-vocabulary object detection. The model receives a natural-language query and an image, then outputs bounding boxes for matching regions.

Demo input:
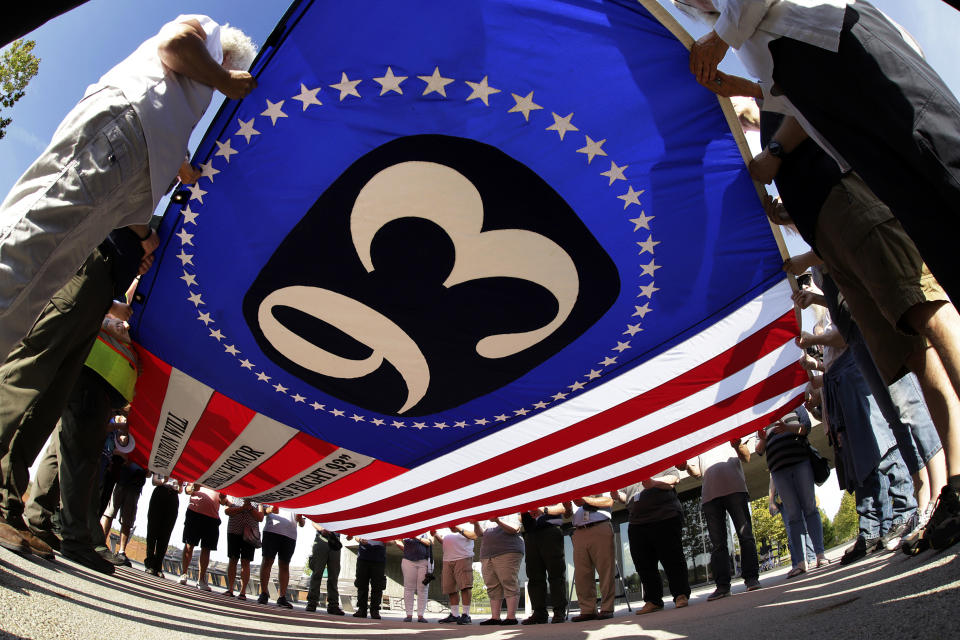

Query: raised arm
[156,19,256,99]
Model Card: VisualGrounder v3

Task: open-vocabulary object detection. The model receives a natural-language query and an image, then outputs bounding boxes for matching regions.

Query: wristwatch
[767,140,786,158]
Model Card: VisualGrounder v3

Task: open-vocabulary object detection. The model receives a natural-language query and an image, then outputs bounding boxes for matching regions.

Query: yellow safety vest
[83,330,139,402]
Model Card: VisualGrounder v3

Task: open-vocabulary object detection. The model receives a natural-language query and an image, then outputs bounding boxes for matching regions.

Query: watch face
[768,141,785,157]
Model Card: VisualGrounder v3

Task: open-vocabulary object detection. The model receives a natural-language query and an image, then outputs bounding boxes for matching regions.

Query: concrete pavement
[1,542,958,639]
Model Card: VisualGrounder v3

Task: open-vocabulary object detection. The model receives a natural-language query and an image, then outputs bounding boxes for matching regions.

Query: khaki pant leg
[572,527,596,614]
[592,524,616,613]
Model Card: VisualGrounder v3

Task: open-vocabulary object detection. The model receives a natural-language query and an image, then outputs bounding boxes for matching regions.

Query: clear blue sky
[3,0,959,200]
[9,0,960,562]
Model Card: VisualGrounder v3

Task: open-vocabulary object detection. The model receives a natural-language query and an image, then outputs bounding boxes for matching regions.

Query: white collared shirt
[572,503,612,527]
[86,15,223,208]
[713,1,851,51]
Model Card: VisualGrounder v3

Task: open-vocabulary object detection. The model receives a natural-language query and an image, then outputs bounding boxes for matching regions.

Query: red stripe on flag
[271,460,409,510]
[312,311,798,523]
[335,362,806,534]
[377,392,804,540]
[221,431,340,497]
[169,392,257,482]
[127,346,172,470]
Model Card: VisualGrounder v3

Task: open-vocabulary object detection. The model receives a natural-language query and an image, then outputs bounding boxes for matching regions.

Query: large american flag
[127,0,803,538]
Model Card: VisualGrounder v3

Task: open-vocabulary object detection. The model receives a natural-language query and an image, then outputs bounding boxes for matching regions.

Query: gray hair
[220,24,257,70]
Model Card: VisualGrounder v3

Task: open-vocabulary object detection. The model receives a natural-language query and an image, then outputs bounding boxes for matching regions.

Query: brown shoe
[674,594,689,608]
[17,527,55,559]
[635,602,663,615]
[0,521,30,554]
[28,526,61,552]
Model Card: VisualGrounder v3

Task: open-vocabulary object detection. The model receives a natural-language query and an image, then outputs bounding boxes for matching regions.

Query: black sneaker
[353,610,367,618]
[840,535,878,565]
[706,587,730,601]
[551,609,567,623]
[276,596,293,609]
[258,592,270,605]
[522,614,548,625]
[95,546,126,566]
[880,520,911,551]
[457,614,471,625]
[62,544,115,575]
[438,614,459,623]
[928,484,960,550]
[304,602,317,612]
[744,578,762,591]
[370,611,381,619]
[327,606,345,616]
[115,552,132,567]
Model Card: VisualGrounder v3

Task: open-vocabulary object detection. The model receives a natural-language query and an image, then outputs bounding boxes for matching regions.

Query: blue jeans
[849,337,942,475]
[855,445,917,539]
[772,460,825,563]
[781,514,815,567]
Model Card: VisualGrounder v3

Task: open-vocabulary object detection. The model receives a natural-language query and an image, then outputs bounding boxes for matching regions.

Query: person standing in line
[433,523,478,625]
[757,410,827,578]
[257,506,303,608]
[304,523,345,615]
[0,231,154,559]
[474,514,525,626]
[394,532,433,623]
[686,438,762,600]
[223,497,262,598]
[0,15,257,358]
[178,483,225,591]
[568,495,616,622]
[20,309,146,574]
[351,537,386,619]
[520,505,569,624]
[144,474,181,578]
[618,467,691,615]
[99,458,146,566]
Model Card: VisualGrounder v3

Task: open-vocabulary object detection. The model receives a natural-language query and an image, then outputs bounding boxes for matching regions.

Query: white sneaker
[197,579,211,592]
[178,574,189,585]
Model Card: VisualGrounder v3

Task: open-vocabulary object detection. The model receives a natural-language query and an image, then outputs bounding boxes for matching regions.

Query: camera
[422,572,436,585]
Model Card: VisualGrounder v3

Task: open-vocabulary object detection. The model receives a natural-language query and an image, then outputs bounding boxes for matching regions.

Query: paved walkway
[1,543,958,639]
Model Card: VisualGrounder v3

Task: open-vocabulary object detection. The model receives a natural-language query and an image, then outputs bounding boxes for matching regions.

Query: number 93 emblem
[243,135,619,416]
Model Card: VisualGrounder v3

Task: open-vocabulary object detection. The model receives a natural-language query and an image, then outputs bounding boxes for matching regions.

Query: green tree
[0,39,41,140]
[750,496,788,557]
[471,569,489,605]
[832,491,859,544]
[820,508,836,549]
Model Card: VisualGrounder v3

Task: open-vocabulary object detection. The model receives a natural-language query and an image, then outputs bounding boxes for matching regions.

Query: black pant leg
[726,493,759,582]
[355,559,371,612]
[628,522,664,607]
[541,526,567,613]
[524,530,549,615]
[653,516,690,599]
[702,498,731,588]
[369,561,386,613]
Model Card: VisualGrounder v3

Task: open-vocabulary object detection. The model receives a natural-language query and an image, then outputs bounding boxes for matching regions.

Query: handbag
[807,442,831,486]
[243,521,262,548]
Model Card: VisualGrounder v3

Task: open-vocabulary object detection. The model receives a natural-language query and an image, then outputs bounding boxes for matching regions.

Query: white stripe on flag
[299,279,794,515]
[244,447,376,504]
[148,368,214,475]
[352,381,806,539]
[302,337,800,529]
[197,414,300,489]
